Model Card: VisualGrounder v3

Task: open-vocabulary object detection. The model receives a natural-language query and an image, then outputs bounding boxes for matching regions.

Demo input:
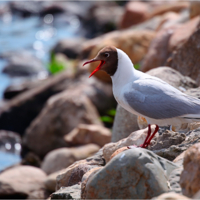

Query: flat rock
[112,105,139,142]
[41,144,100,175]
[83,148,178,199]
[51,184,81,199]
[65,124,111,147]
[180,142,200,197]
[23,91,102,157]
[0,165,48,199]
[104,125,157,163]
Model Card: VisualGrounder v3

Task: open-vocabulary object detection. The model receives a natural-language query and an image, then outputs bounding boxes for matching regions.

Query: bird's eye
[105,53,110,58]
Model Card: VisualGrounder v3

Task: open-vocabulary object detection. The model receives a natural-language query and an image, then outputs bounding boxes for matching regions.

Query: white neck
[111,48,139,86]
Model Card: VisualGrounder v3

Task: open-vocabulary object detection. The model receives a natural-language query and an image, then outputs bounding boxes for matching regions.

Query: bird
[83,46,200,148]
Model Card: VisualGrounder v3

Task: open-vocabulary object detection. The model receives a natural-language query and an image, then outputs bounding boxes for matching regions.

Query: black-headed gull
[83,46,200,148]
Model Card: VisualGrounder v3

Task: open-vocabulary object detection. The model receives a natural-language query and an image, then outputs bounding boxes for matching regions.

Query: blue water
[0,151,21,171]
[0,3,82,170]
[0,11,81,99]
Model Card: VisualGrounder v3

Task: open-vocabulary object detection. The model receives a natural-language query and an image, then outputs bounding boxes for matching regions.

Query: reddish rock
[180,142,200,197]
[141,27,175,72]
[41,144,100,175]
[168,19,200,85]
[169,16,200,51]
[64,124,111,147]
[119,2,149,29]
[190,1,200,19]
[0,166,48,199]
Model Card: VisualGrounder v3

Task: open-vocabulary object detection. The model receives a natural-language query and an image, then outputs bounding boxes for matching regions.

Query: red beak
[83,59,105,78]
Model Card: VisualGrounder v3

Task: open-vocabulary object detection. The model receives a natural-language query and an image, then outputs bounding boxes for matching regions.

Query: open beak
[83,59,105,78]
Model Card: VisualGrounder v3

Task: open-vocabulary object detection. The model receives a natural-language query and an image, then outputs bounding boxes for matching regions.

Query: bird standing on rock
[83,46,200,148]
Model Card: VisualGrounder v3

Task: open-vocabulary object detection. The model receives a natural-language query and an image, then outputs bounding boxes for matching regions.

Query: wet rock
[41,144,100,175]
[0,165,48,199]
[51,184,81,199]
[168,16,200,51]
[52,38,86,59]
[168,18,200,85]
[0,130,21,154]
[0,71,73,135]
[119,2,149,29]
[141,28,175,72]
[65,124,111,147]
[83,29,155,82]
[1,51,48,78]
[180,142,200,197]
[24,91,102,157]
[83,148,178,199]
[152,192,190,200]
[112,105,139,142]
[147,66,197,90]
[103,125,157,163]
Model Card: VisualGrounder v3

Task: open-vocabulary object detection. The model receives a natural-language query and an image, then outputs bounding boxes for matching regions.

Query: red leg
[144,124,159,148]
[140,124,151,148]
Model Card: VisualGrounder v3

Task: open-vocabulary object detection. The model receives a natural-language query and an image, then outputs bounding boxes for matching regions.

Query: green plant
[134,63,140,70]
[100,108,116,124]
[48,53,65,74]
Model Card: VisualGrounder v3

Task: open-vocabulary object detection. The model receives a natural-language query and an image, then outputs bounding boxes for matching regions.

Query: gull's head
[83,46,118,78]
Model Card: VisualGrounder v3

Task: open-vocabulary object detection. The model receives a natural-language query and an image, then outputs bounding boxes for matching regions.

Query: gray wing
[124,78,200,119]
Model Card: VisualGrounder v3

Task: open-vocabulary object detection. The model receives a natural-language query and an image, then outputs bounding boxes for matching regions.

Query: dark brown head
[83,46,118,77]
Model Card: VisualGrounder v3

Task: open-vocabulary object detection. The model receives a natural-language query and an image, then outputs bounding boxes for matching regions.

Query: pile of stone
[0,0,200,199]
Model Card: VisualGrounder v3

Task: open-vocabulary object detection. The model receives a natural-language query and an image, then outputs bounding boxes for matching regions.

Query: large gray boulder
[82,148,178,199]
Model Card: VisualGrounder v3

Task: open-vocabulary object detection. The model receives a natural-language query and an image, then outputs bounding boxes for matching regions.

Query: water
[0,3,82,170]
[0,9,81,100]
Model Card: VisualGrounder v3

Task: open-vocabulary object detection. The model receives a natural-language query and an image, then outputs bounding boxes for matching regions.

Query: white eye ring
[105,53,110,57]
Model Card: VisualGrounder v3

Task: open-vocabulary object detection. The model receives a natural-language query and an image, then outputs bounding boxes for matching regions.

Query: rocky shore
[0,1,200,199]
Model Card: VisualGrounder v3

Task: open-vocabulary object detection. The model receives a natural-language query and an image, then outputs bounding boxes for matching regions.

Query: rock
[150,130,186,151]
[82,29,155,82]
[24,91,102,157]
[180,142,200,197]
[190,1,200,19]
[41,144,100,175]
[103,125,157,163]
[81,167,103,199]
[112,105,139,142]
[64,124,111,147]
[184,87,200,99]
[1,51,48,78]
[152,128,200,161]
[147,66,198,91]
[0,71,73,135]
[152,192,190,200]
[0,165,48,199]
[119,2,149,29]
[168,18,200,85]
[56,158,104,190]
[140,28,175,72]
[45,170,63,192]
[52,38,86,59]
[83,148,178,199]
[0,130,21,154]
[168,166,183,194]
[51,184,81,199]
[148,2,189,18]
[168,16,200,51]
